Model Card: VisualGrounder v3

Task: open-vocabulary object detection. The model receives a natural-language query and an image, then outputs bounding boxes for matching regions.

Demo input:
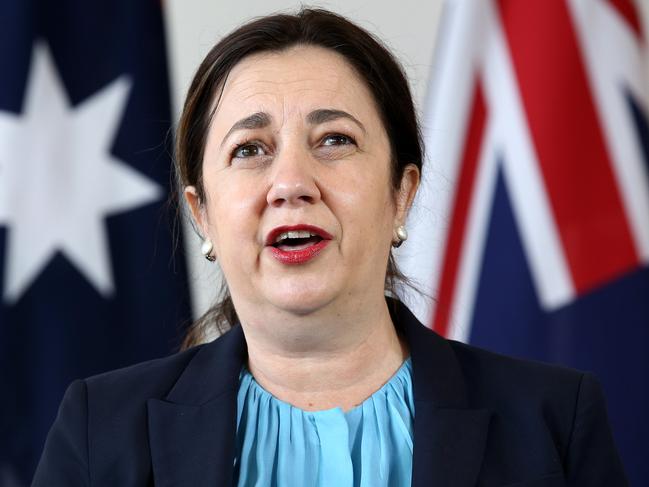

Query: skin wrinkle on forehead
[224,58,348,105]
[211,46,366,124]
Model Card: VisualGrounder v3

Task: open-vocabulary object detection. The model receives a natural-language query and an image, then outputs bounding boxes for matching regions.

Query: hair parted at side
[175,8,424,349]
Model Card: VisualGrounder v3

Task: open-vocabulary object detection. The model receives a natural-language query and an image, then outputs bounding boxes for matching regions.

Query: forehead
[212,45,380,124]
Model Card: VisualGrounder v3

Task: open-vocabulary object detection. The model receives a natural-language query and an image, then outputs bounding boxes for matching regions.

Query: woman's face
[186,45,418,317]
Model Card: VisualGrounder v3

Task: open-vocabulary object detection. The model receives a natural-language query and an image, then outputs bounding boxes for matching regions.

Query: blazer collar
[148,300,490,487]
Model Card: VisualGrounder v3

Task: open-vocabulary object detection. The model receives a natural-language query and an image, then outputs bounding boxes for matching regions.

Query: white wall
[163,1,445,317]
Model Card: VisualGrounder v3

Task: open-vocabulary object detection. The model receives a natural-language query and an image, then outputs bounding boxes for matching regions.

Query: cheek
[204,174,266,249]
[328,167,395,249]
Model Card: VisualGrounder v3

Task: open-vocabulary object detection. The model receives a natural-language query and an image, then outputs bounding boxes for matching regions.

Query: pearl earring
[392,225,408,248]
[201,239,216,262]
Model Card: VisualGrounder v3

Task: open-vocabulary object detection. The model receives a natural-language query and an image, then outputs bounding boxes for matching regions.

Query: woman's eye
[233,143,266,158]
[322,134,354,146]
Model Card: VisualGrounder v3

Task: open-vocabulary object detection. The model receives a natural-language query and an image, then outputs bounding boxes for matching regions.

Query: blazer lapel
[147,326,247,487]
[390,300,492,487]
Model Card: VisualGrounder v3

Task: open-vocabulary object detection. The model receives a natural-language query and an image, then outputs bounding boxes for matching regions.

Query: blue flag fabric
[0,1,192,483]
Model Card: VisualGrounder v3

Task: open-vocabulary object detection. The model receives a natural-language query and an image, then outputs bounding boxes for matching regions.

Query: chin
[263,279,339,316]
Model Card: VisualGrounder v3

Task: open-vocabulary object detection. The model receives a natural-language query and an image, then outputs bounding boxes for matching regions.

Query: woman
[33,8,627,487]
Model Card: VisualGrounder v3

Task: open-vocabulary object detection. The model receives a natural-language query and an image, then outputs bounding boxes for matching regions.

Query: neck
[239,295,408,412]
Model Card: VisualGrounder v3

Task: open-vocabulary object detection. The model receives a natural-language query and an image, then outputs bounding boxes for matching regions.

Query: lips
[265,224,333,265]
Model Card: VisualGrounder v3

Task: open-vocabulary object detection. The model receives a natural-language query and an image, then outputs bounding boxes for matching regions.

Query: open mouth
[265,225,333,264]
[272,230,324,251]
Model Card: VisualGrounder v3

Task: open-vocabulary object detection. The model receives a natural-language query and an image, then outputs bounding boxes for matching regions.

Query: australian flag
[0,1,192,484]
[399,1,649,485]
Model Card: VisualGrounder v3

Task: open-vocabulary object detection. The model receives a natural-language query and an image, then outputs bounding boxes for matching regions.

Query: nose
[266,146,321,208]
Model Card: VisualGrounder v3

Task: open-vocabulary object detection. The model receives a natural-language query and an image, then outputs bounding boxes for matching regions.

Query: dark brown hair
[175,8,423,348]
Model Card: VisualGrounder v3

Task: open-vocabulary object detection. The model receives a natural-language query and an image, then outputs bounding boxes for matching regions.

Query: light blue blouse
[234,358,415,487]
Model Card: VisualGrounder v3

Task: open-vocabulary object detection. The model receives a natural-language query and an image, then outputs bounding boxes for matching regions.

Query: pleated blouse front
[233,358,415,487]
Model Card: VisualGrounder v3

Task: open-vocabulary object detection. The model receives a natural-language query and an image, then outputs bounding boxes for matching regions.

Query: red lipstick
[266,225,332,265]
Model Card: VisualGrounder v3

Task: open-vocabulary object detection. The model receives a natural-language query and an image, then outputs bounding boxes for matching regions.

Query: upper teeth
[275,230,317,243]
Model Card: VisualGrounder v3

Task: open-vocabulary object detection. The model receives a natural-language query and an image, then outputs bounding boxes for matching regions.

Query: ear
[184,186,209,237]
[394,164,420,225]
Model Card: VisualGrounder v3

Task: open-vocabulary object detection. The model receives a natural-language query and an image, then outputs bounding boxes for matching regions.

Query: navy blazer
[32,300,627,486]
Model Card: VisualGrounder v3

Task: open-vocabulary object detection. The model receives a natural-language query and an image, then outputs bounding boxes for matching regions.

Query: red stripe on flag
[432,81,487,336]
[497,0,639,295]
[607,0,643,40]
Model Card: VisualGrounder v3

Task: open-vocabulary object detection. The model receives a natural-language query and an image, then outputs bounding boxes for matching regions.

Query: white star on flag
[0,43,162,304]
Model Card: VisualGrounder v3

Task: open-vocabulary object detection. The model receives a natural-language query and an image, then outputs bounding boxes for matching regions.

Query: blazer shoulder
[33,343,210,486]
[395,298,586,409]
[445,340,627,485]
[446,340,589,459]
[448,339,585,398]
[83,342,205,403]
[81,322,245,407]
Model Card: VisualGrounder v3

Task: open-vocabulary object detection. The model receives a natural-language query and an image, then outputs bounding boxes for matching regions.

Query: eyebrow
[220,108,366,147]
[307,109,366,133]
[221,112,271,147]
